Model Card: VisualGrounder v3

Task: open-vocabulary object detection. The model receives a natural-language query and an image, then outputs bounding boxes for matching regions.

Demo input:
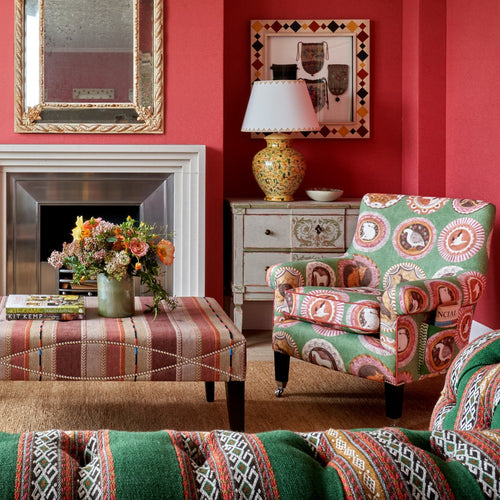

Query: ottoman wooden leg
[225,381,245,432]
[205,381,215,402]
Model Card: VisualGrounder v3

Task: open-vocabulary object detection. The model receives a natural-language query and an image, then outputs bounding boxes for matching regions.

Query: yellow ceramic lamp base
[252,133,306,202]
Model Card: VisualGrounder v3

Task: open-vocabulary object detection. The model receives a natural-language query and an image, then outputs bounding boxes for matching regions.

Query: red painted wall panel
[446,0,500,328]
[1,0,499,329]
[0,1,224,302]
[223,1,404,200]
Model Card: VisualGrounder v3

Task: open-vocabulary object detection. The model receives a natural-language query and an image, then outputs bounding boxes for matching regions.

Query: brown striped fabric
[0,296,246,382]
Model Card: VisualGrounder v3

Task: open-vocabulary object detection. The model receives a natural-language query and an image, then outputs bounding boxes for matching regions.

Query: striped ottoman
[0,296,246,431]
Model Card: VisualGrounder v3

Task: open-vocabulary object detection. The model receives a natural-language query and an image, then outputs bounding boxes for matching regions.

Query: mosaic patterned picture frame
[250,19,370,139]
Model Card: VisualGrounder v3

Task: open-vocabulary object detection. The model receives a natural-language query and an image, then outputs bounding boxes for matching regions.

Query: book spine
[5,307,84,314]
[6,312,85,321]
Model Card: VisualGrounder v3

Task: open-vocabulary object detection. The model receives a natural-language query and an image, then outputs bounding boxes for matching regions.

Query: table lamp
[241,80,320,201]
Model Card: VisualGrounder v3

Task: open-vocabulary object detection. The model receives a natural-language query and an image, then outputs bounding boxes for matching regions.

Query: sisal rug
[0,361,444,434]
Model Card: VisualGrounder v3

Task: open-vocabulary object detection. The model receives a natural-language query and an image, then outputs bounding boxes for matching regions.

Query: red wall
[1,1,499,328]
[224,1,404,199]
[0,1,225,302]
[401,0,446,196]
[445,0,500,327]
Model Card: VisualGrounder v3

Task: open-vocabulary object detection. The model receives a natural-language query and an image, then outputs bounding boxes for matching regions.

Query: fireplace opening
[7,171,176,295]
[40,204,140,261]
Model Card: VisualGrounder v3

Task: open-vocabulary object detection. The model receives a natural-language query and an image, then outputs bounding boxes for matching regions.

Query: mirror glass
[15,0,163,133]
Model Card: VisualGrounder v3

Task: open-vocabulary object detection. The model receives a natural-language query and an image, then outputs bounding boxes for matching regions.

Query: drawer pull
[315,225,323,234]
[265,229,273,235]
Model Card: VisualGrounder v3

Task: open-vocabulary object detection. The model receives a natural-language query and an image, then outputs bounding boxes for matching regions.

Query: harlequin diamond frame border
[250,19,370,139]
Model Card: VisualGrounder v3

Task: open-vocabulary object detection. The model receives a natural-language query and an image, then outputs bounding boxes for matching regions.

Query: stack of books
[5,294,86,321]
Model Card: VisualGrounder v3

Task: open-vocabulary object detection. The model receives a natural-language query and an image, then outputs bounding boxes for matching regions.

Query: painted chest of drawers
[227,198,360,331]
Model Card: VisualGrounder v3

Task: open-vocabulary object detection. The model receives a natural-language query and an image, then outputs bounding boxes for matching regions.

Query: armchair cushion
[284,286,382,334]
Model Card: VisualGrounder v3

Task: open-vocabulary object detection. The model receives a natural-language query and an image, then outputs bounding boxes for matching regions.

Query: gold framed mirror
[14,0,164,134]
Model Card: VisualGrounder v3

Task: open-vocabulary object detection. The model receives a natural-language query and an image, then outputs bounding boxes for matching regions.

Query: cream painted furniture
[227,198,360,331]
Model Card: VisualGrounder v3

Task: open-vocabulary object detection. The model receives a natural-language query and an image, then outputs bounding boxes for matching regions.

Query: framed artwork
[250,19,370,139]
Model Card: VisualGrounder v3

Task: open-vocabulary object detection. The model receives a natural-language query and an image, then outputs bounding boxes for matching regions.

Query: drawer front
[292,215,345,249]
[243,252,290,287]
[244,215,290,248]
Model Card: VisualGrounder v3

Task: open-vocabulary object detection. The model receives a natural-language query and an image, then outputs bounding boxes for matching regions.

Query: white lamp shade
[241,80,320,133]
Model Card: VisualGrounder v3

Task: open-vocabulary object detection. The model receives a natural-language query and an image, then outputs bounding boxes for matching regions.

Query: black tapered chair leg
[385,382,404,421]
[274,351,290,397]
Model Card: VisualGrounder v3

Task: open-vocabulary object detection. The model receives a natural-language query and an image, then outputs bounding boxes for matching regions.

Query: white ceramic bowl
[306,188,343,202]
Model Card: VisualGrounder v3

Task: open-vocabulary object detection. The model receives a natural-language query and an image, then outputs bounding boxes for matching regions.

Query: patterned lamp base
[252,133,306,201]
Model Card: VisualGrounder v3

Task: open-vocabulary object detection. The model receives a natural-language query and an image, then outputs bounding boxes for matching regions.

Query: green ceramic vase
[97,274,135,318]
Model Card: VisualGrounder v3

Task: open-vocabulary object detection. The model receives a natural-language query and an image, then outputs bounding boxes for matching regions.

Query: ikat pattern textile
[2,332,499,499]
[3,427,498,499]
[0,296,246,383]
[267,194,495,385]
[431,330,500,430]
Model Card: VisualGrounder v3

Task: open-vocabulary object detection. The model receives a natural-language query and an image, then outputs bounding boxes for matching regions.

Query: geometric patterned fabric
[0,331,498,499]
[0,296,246,383]
[267,194,496,386]
[431,330,500,431]
[2,427,497,499]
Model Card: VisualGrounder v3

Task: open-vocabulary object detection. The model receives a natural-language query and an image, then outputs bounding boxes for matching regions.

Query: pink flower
[129,238,149,258]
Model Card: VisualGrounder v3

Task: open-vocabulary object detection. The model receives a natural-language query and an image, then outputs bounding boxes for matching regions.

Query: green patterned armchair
[266,193,496,419]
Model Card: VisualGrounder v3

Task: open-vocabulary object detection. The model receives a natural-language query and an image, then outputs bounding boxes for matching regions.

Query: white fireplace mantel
[0,144,206,297]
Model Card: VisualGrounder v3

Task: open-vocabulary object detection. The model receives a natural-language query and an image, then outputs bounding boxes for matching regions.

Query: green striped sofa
[0,330,498,498]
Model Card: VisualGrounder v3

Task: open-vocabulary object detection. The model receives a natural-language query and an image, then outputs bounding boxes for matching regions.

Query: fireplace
[0,145,206,297]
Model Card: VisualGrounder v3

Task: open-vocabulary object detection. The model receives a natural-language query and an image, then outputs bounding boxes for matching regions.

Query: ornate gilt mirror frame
[14,0,164,134]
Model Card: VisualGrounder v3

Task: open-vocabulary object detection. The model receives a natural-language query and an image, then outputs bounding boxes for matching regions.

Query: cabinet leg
[233,302,243,332]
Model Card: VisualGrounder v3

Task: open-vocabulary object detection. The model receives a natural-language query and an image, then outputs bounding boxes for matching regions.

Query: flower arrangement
[48,216,176,316]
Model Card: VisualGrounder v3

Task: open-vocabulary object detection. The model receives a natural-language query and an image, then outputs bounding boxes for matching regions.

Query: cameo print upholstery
[267,194,496,419]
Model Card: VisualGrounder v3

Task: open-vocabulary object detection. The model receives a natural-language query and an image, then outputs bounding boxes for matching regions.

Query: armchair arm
[266,256,346,314]
[386,271,486,316]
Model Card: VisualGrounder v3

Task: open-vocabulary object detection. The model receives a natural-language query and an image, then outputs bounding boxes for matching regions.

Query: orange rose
[157,239,175,266]
[135,262,142,271]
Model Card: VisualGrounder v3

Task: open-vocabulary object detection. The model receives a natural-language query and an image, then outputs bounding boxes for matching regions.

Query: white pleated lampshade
[241,80,320,133]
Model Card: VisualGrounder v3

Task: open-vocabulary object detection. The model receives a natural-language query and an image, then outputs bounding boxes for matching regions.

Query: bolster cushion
[284,286,382,334]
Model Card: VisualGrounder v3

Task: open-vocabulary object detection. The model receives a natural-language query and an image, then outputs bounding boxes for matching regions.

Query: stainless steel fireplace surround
[0,145,206,297]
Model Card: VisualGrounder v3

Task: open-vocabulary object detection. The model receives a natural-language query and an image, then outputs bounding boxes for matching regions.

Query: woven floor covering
[0,296,246,383]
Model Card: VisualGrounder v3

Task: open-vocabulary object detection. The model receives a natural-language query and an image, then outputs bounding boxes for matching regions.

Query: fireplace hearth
[0,145,206,297]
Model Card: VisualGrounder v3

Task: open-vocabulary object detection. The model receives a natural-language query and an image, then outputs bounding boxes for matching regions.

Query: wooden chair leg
[226,381,245,432]
[274,351,290,397]
[205,381,215,402]
[384,382,404,421]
